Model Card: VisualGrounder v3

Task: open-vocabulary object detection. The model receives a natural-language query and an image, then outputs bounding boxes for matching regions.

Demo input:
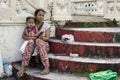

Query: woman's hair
[26,16,35,22]
[34,8,46,16]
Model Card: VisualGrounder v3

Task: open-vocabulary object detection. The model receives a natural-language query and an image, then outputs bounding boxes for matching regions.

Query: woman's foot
[40,67,50,75]
[17,66,25,77]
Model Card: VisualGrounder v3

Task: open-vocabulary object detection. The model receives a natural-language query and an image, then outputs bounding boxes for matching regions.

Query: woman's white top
[39,22,51,37]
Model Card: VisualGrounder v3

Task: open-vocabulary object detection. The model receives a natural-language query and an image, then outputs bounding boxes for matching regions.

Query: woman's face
[35,11,45,22]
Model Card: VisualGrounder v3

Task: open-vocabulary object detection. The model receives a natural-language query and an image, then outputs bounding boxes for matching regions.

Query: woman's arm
[40,28,51,41]
[22,30,35,40]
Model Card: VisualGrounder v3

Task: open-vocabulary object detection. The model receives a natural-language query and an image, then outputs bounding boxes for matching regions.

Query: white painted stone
[50,38,120,47]
[0,25,25,62]
[0,0,120,63]
[14,63,89,80]
[0,53,4,74]
[53,0,72,22]
[0,8,13,21]
[48,54,120,64]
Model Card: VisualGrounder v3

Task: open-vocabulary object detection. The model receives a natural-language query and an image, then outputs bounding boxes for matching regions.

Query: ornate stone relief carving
[107,1,114,14]
[56,0,68,11]
[16,0,37,16]
[0,0,39,22]
[0,0,8,8]
[52,0,72,26]
[71,1,101,16]
[104,0,120,20]
[96,0,104,15]
[116,1,120,12]
[106,0,120,14]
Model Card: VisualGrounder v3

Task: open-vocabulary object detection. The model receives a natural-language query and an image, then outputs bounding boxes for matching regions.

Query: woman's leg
[17,40,35,77]
[36,39,50,74]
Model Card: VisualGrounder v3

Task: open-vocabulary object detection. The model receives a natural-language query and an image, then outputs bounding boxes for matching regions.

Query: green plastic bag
[89,70,117,80]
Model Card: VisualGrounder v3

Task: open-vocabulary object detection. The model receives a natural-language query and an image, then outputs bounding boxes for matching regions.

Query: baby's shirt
[25,26,37,37]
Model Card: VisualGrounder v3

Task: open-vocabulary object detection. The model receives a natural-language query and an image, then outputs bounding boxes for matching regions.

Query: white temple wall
[0,0,48,63]
[0,0,120,63]
[0,24,25,62]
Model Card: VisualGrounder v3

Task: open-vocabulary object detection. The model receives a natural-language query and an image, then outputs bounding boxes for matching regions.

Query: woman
[17,9,51,76]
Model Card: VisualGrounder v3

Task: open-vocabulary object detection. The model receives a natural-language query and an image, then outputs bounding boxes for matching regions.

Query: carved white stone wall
[96,0,104,16]
[52,0,72,21]
[0,0,46,22]
[0,0,55,62]
[104,0,120,20]
[13,0,39,22]
[71,0,120,20]
[0,0,42,62]
[71,0,104,16]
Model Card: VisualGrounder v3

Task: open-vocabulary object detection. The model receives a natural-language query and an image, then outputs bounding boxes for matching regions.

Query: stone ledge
[50,39,120,47]
[61,27,120,32]
[13,62,88,80]
[0,21,25,26]
[49,54,120,73]
[49,39,120,58]
[48,54,120,64]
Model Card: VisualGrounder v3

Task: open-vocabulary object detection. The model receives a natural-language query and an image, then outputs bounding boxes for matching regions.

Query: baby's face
[26,19,35,28]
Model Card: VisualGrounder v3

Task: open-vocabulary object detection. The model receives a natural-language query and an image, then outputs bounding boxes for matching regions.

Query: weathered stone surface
[49,39,120,58]
[49,54,120,73]
[13,62,88,80]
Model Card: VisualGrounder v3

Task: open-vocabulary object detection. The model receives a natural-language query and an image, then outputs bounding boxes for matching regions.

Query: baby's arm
[25,29,30,37]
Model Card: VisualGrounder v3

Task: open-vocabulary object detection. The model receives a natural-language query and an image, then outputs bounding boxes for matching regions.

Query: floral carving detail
[57,0,68,10]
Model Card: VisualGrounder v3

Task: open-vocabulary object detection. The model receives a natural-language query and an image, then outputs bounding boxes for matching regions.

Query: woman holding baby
[17,8,51,77]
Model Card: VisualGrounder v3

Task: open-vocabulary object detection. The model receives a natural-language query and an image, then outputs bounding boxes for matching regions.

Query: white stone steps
[48,54,120,64]
[50,39,120,47]
[61,27,120,33]
[13,63,89,80]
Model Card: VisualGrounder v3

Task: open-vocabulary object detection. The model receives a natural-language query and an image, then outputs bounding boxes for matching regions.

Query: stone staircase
[49,27,120,74]
[13,18,120,80]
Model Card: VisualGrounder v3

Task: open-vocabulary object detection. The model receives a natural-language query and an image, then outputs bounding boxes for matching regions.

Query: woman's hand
[38,28,51,41]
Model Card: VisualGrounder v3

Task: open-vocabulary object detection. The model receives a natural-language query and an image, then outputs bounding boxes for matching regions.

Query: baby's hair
[26,16,35,22]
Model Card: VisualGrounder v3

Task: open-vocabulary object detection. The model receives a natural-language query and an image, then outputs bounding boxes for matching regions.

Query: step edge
[48,54,120,64]
[50,39,120,47]
[13,63,88,80]
[60,27,120,33]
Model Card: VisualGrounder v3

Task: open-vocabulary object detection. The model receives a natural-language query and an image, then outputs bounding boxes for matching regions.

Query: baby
[20,16,43,54]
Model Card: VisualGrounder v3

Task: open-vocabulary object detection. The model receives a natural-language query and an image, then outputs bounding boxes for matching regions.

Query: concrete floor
[1,76,14,80]
[1,76,120,80]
